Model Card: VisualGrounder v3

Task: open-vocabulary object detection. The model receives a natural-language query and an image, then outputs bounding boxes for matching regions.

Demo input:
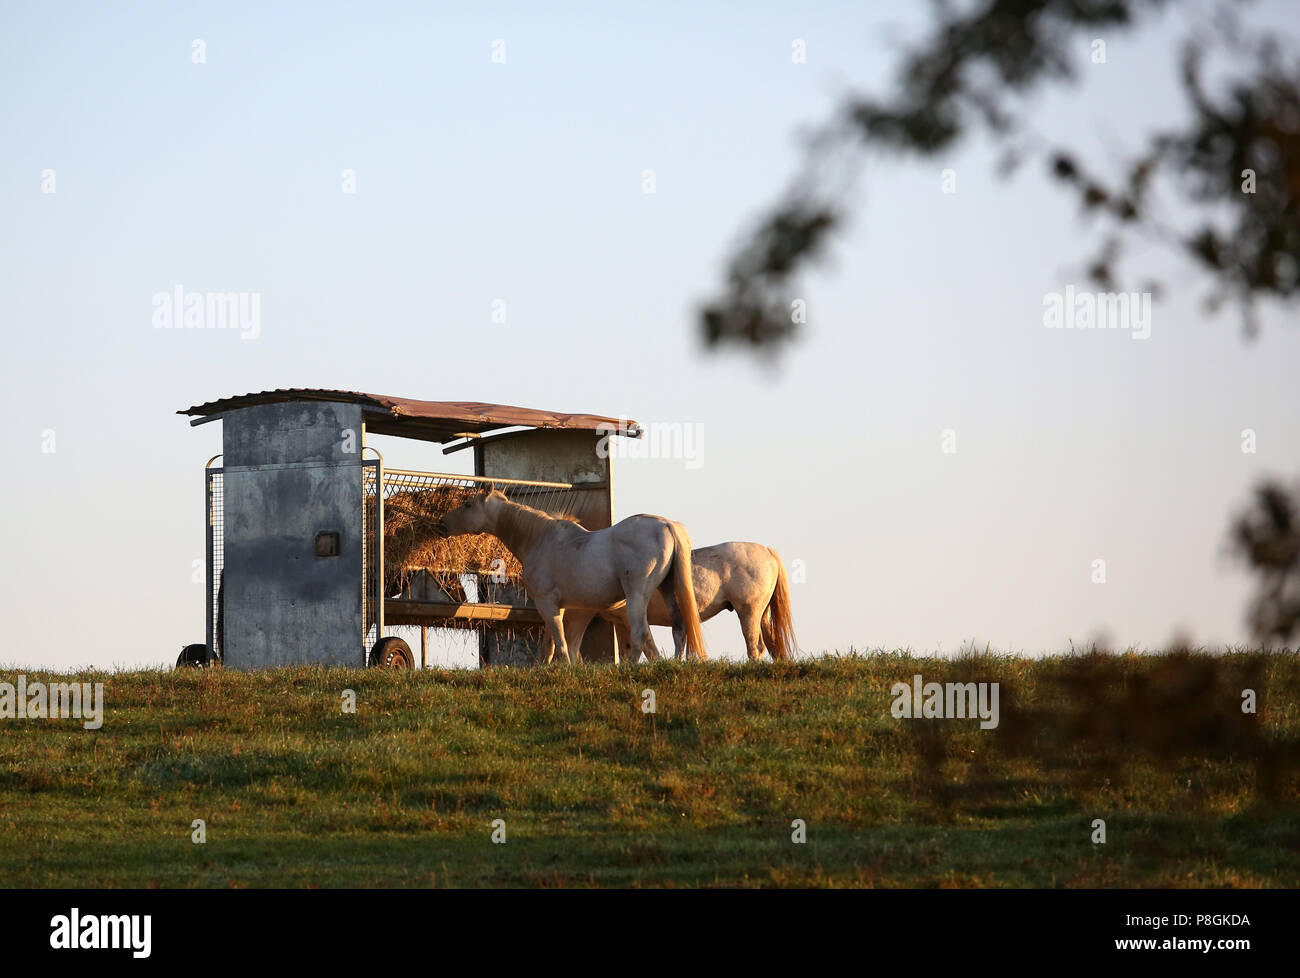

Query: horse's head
[435,487,506,537]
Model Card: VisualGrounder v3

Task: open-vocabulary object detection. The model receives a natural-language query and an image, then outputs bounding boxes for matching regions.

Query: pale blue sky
[3,1,1298,668]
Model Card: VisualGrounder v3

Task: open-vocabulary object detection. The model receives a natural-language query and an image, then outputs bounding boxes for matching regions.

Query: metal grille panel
[364,468,581,612]
[362,460,378,665]
[206,467,224,662]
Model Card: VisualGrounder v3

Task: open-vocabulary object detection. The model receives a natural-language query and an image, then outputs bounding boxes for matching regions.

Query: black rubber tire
[176,644,211,668]
[369,636,414,669]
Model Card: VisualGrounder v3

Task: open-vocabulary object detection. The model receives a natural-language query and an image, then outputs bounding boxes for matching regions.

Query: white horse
[566,542,797,662]
[436,488,706,664]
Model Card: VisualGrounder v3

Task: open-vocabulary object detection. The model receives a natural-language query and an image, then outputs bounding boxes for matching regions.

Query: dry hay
[368,485,522,599]
[366,483,588,610]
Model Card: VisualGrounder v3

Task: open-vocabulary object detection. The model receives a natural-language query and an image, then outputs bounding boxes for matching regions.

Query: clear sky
[3,1,1298,669]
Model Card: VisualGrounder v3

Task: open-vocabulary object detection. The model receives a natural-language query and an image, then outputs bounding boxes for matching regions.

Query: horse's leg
[738,602,765,662]
[555,608,572,664]
[563,609,594,665]
[657,581,688,660]
[536,600,567,664]
[613,619,649,664]
[760,610,778,659]
[623,587,660,662]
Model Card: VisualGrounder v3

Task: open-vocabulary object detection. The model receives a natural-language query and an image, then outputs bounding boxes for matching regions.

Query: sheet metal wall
[220,401,366,668]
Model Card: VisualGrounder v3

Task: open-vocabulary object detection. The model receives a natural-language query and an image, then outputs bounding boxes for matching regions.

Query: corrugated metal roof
[179,389,640,443]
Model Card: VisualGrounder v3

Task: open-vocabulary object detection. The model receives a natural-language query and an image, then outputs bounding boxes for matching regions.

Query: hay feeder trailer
[181,389,639,669]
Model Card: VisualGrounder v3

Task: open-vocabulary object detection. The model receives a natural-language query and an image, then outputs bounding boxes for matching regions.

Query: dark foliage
[911,651,1298,819]
[1232,481,1300,644]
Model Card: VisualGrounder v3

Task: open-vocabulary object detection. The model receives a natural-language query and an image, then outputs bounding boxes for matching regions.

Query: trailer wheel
[176,644,211,668]
[370,637,414,669]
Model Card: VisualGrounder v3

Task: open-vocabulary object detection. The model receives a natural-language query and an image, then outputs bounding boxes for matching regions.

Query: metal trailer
[180,389,640,669]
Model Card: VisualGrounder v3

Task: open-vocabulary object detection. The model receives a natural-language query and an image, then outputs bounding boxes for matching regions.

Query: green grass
[1,652,1298,887]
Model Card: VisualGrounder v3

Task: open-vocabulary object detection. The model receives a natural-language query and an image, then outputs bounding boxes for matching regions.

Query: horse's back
[696,542,779,580]
[609,513,680,556]
[693,542,781,610]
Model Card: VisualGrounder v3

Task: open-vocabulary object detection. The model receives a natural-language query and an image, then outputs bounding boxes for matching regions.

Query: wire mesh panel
[364,467,581,615]
[206,467,224,661]
[361,460,377,665]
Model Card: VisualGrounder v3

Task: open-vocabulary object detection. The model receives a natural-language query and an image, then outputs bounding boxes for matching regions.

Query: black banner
[1,888,1278,965]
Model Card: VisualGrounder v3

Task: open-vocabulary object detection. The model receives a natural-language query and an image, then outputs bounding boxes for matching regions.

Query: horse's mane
[492,497,579,552]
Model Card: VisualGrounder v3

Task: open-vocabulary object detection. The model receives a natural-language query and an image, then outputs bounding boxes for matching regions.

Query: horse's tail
[668,522,708,661]
[762,548,798,661]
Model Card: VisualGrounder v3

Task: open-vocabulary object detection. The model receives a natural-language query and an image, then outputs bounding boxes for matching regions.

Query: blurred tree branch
[700,0,1300,351]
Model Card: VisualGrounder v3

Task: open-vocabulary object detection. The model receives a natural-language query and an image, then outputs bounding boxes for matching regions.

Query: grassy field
[1,652,1298,887]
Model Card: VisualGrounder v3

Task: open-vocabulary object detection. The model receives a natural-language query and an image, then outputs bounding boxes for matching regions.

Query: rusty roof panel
[179,389,639,442]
